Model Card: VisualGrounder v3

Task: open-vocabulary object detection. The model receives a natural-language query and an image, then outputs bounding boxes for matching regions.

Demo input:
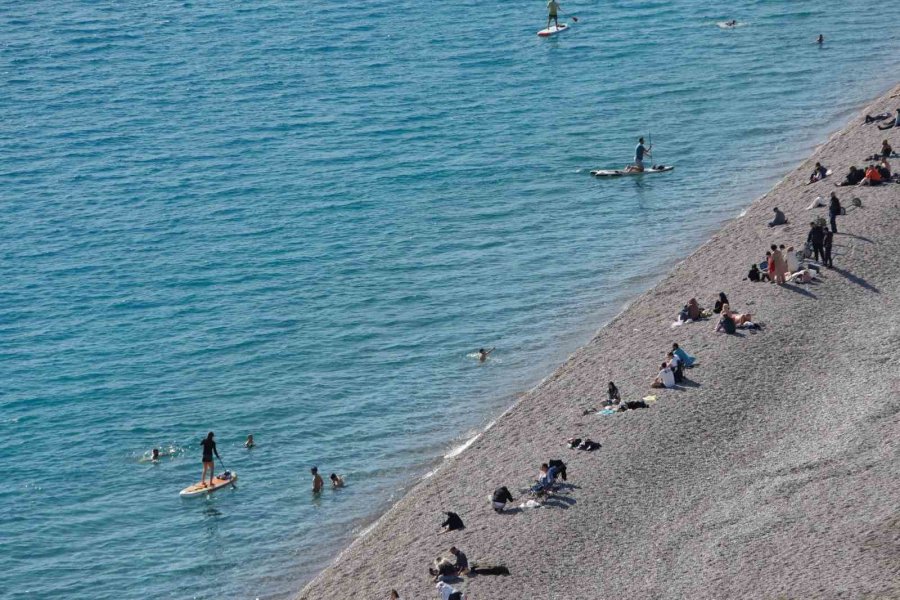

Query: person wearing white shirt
[651,362,676,389]
[436,581,462,600]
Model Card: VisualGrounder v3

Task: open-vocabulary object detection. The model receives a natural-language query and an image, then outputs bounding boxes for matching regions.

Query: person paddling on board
[200,431,220,487]
[547,0,561,29]
[625,137,652,172]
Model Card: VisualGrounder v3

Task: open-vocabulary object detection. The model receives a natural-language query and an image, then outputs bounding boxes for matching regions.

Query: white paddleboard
[591,165,674,177]
[180,472,237,497]
[537,24,568,37]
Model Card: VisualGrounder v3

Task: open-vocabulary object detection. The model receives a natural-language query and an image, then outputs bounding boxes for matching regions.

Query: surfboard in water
[537,24,568,37]
[180,472,237,497]
[591,165,674,177]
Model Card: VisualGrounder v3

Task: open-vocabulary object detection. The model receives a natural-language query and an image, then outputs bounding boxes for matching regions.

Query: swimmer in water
[330,473,344,488]
[817,34,824,44]
[477,347,495,362]
[151,448,160,461]
[244,434,255,448]
[311,466,324,493]
[724,20,737,27]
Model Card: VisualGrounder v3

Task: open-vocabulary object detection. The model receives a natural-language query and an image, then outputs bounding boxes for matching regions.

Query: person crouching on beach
[606,381,621,405]
[650,362,675,389]
[491,486,515,513]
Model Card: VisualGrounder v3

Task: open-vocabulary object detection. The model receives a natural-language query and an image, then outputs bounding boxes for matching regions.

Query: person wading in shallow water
[200,432,220,487]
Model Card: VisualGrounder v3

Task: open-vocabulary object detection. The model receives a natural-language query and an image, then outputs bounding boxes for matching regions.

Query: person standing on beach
[200,432,220,487]
[829,192,842,233]
[547,0,560,29]
[823,229,834,268]
[770,245,786,284]
[807,222,826,263]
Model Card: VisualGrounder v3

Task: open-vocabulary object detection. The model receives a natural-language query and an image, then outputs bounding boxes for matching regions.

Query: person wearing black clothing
[606,381,621,406]
[828,193,842,233]
[713,292,729,314]
[200,431,220,488]
[748,264,762,281]
[491,486,515,512]
[823,229,834,268]
[807,222,826,263]
[449,547,468,575]
[440,512,465,532]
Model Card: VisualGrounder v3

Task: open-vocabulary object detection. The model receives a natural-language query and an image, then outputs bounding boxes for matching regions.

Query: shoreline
[299,83,900,599]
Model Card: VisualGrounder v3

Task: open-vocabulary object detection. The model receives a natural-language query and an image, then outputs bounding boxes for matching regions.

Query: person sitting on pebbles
[650,362,675,389]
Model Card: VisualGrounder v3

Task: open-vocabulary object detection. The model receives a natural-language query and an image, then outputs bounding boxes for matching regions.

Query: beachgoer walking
[311,466,324,493]
[200,432,220,487]
[823,229,834,268]
[807,222,825,263]
[829,192,841,233]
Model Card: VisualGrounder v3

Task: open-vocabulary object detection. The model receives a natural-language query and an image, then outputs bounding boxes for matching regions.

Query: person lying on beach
[768,207,787,227]
[617,399,649,411]
[650,362,676,388]
[808,162,828,183]
[672,343,695,367]
[568,438,601,451]
[477,348,494,362]
[435,581,463,600]
[440,511,465,533]
[330,473,344,488]
[311,467,324,493]
[605,381,621,405]
[713,292,729,314]
[667,351,684,383]
[787,268,815,284]
[877,108,900,130]
[721,304,753,326]
[837,166,865,187]
[865,112,891,124]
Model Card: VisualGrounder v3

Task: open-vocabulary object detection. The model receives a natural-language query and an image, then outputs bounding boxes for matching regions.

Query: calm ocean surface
[2,1,898,598]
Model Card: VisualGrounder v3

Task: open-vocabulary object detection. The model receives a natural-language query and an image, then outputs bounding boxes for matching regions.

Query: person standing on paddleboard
[626,137,652,172]
[200,432,220,487]
[547,0,560,29]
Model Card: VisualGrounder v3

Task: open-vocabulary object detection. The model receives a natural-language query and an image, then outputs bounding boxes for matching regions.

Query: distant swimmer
[330,473,345,488]
[625,137,651,173]
[311,466,324,493]
[244,434,255,449]
[547,0,560,29]
[151,448,160,462]
[725,20,737,27]
[817,34,824,44]
[200,432,221,488]
[477,347,495,362]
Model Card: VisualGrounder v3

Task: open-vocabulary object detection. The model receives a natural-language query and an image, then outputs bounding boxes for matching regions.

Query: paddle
[559,9,578,22]
[217,456,237,489]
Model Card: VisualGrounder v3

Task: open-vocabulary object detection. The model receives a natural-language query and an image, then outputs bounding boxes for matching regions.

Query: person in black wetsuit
[807,222,826,263]
[200,431,220,487]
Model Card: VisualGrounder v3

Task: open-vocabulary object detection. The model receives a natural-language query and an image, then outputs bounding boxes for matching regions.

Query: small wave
[444,431,481,459]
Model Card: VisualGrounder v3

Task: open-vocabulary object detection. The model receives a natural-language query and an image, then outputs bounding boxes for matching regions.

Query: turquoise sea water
[2,1,899,598]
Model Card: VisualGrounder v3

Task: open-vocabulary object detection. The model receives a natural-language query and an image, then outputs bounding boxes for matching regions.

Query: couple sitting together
[650,343,696,388]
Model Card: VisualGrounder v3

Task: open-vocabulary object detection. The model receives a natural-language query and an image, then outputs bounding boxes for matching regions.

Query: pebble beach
[299,84,900,600]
